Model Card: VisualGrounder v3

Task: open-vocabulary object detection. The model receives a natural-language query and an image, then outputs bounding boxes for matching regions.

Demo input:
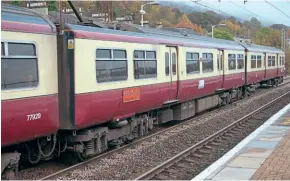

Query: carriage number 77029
[27,113,42,121]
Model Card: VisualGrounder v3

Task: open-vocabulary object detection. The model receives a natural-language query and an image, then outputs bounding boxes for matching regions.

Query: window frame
[237,54,244,69]
[95,48,128,83]
[257,55,262,68]
[133,49,157,79]
[217,53,220,71]
[172,52,177,75]
[186,52,200,74]
[251,55,257,69]
[1,40,39,90]
[228,54,236,70]
[165,52,170,76]
[202,53,214,73]
[272,56,276,66]
[268,56,272,67]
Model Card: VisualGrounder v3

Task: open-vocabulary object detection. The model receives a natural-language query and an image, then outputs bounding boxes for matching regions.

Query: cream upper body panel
[266,53,278,70]
[178,47,220,81]
[246,52,265,72]
[223,50,246,75]
[278,53,286,68]
[74,38,171,94]
[1,31,58,101]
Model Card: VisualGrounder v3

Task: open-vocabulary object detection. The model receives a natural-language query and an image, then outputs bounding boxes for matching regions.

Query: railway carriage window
[272,56,276,66]
[172,53,176,75]
[217,54,223,71]
[1,42,38,90]
[237,54,244,69]
[165,53,169,76]
[186,52,200,74]
[8,43,36,56]
[1,42,4,56]
[251,55,256,68]
[146,51,156,59]
[134,50,157,79]
[202,53,213,72]
[228,54,236,70]
[134,50,145,59]
[113,49,126,58]
[282,57,285,65]
[96,49,127,83]
[221,54,223,70]
[217,54,220,70]
[280,57,283,65]
[268,56,272,67]
[257,55,262,68]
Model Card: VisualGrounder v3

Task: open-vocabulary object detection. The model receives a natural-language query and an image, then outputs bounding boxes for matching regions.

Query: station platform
[192,103,290,180]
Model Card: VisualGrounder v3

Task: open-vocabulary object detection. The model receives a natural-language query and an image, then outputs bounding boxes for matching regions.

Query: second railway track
[135,91,290,180]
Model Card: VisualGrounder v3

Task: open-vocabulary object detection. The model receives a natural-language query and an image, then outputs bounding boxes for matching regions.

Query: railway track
[134,91,290,180]
[31,78,289,180]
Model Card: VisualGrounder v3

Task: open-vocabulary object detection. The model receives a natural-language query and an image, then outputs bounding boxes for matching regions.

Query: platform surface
[192,103,290,181]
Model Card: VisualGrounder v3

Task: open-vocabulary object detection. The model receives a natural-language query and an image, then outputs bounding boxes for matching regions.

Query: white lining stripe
[192,102,290,181]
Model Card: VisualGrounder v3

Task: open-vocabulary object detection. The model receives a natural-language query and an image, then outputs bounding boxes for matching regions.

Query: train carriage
[241,43,285,87]
[1,3,286,179]
[1,4,59,178]
[278,53,286,78]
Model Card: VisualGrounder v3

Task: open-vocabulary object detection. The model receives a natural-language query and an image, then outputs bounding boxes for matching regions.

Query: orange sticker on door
[123,87,141,103]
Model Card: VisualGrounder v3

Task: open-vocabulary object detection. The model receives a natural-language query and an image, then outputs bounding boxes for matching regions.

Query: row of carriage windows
[250,55,284,68]
[1,42,286,87]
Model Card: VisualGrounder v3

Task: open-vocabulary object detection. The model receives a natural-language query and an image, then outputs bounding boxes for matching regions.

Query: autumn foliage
[221,20,241,32]
[174,15,202,34]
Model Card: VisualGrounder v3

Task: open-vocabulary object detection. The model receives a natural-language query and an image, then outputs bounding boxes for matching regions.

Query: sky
[164,0,290,26]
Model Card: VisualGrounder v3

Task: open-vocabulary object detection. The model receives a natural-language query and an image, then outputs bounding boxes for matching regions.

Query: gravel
[150,93,290,180]
[51,83,290,180]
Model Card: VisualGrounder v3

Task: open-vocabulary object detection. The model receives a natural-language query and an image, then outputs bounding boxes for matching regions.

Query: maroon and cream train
[1,4,286,179]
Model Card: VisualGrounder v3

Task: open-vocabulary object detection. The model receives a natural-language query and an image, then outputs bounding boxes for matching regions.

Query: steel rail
[38,78,290,180]
[134,90,290,180]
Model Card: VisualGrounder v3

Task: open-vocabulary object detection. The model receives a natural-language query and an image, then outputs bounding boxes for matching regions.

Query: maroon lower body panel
[265,68,278,80]
[75,82,176,129]
[223,72,244,89]
[247,70,265,85]
[1,95,59,147]
[178,76,222,102]
[75,76,228,129]
[277,67,285,77]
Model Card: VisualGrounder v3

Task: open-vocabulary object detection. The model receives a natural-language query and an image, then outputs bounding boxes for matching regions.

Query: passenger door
[217,50,223,88]
[164,47,178,103]
[276,54,279,76]
[264,53,267,79]
[220,50,226,88]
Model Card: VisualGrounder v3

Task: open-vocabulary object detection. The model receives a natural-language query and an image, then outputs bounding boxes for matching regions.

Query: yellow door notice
[68,39,74,49]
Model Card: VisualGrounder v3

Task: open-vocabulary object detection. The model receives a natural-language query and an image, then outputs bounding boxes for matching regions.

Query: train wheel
[221,98,227,106]
[275,79,279,87]
[226,93,232,104]
[237,89,243,100]
[75,152,88,162]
